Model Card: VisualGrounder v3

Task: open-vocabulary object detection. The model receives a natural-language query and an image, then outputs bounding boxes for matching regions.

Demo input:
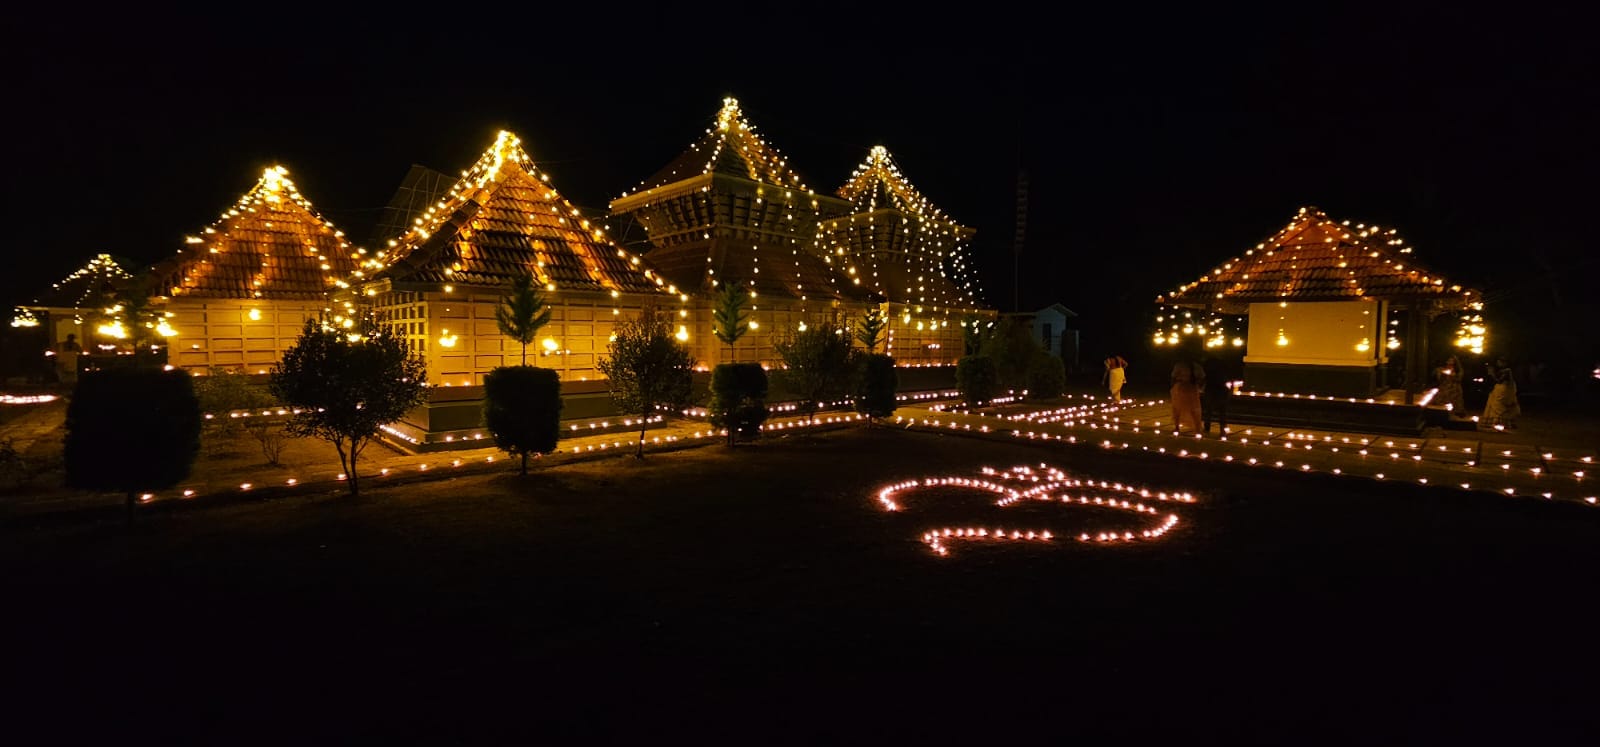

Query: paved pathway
[5,386,1597,522]
[896,394,1598,507]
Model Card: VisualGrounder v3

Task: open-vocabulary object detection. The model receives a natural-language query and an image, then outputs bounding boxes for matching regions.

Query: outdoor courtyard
[6,420,1600,744]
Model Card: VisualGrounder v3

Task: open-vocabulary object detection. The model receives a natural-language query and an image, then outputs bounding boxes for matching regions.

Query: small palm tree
[712,281,751,362]
[855,306,887,352]
[495,273,552,366]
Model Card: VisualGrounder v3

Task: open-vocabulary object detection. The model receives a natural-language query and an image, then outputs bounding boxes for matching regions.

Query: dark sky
[7,7,1596,359]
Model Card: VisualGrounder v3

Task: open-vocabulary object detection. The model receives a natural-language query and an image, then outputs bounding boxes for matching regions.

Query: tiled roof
[365,131,679,297]
[617,97,816,199]
[1157,206,1480,313]
[151,167,366,301]
[821,146,983,309]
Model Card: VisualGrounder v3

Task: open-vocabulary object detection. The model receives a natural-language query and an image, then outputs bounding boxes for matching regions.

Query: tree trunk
[521,344,528,367]
[125,490,135,525]
[636,420,647,459]
[520,451,528,475]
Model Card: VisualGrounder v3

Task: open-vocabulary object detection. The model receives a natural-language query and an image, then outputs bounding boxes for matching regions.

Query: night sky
[7,8,1596,362]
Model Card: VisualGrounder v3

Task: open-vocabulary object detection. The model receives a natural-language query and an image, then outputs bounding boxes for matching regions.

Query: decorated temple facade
[351,131,688,388]
[820,144,989,362]
[11,253,135,355]
[138,166,368,374]
[609,98,896,366]
[1155,206,1483,399]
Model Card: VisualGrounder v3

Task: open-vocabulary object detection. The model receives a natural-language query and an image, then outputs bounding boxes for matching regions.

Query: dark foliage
[956,355,999,407]
[853,353,899,425]
[63,367,202,521]
[1025,354,1067,400]
[270,320,428,496]
[709,362,769,445]
[598,305,695,458]
[775,322,857,423]
[484,365,563,474]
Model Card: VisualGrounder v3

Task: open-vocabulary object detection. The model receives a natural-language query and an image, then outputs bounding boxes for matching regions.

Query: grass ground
[6,424,1600,744]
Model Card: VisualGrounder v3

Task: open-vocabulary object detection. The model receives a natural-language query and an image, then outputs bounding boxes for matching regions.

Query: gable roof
[1157,206,1480,313]
[367,163,457,248]
[617,97,817,200]
[607,98,866,303]
[821,145,983,310]
[19,253,135,310]
[362,131,677,297]
[150,167,366,301]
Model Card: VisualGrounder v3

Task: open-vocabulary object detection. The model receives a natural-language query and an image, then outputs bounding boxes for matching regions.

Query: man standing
[1201,353,1236,435]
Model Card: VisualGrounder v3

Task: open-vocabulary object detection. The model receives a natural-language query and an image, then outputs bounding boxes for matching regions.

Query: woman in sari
[1480,356,1521,429]
[1435,354,1466,415]
[1170,357,1205,434]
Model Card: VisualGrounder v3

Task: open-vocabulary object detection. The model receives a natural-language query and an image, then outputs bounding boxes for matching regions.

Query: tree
[956,354,999,407]
[712,281,751,362]
[270,319,428,496]
[855,307,887,353]
[598,305,695,458]
[1025,354,1067,400]
[853,352,898,426]
[495,273,552,366]
[483,365,562,475]
[979,315,1043,392]
[64,368,202,523]
[960,314,992,356]
[775,318,857,424]
[709,362,769,445]
[193,367,275,436]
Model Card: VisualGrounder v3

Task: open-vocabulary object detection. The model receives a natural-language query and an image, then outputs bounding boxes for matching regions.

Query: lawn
[5,426,1600,744]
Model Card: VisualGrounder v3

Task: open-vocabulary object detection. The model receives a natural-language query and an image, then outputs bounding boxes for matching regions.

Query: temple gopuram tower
[149,166,368,373]
[820,145,991,362]
[609,97,873,365]
[355,130,685,389]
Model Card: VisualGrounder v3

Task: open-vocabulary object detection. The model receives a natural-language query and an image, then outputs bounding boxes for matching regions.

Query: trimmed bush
[484,365,563,474]
[854,353,898,425]
[709,362,769,444]
[956,355,999,407]
[1025,355,1067,400]
[64,367,202,522]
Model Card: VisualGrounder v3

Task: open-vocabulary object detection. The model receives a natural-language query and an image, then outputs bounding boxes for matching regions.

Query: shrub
[956,355,998,407]
[709,362,769,445]
[1025,355,1067,400]
[64,367,202,522]
[854,353,898,425]
[483,365,563,474]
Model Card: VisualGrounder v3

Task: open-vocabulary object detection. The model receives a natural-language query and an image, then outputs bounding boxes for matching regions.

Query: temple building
[820,144,988,360]
[1155,206,1483,400]
[11,253,135,353]
[134,166,367,373]
[608,97,878,365]
[351,130,687,388]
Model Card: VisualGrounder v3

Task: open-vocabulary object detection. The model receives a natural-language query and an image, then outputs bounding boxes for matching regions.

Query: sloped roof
[363,131,678,297]
[1157,206,1480,313]
[20,253,134,310]
[606,98,866,303]
[367,163,457,248]
[617,97,817,199]
[150,167,367,301]
[822,145,982,309]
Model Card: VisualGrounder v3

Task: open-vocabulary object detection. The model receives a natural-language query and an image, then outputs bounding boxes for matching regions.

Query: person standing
[1480,355,1521,429]
[1170,355,1205,433]
[1435,354,1466,415]
[1201,353,1235,435]
[1103,353,1129,402]
[54,333,82,386]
